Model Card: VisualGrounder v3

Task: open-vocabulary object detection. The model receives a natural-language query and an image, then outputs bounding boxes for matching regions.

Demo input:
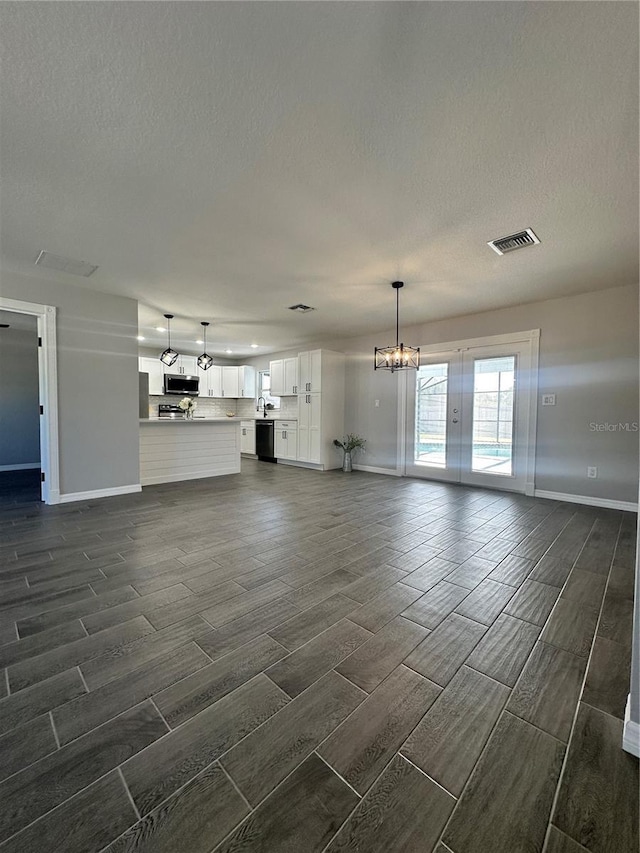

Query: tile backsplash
[146,395,299,419]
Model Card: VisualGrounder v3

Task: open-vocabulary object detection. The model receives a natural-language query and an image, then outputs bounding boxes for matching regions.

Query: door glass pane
[415,363,448,467]
[472,356,515,475]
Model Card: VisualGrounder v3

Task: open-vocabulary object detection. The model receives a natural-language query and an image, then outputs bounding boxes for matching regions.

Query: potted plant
[333,434,366,472]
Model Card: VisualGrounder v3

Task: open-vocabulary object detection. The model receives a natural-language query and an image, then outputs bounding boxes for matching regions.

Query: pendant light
[159,314,179,366]
[197,321,213,370]
[374,281,420,372]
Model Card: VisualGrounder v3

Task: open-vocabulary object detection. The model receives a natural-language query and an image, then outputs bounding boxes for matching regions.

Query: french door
[404,334,538,494]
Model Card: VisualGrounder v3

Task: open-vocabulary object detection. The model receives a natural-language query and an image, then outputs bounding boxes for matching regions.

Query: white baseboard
[534,489,638,512]
[141,468,240,486]
[623,695,640,757]
[353,464,401,477]
[0,463,40,472]
[58,484,142,503]
[277,460,323,471]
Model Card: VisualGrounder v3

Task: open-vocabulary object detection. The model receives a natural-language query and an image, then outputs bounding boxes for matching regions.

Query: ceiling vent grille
[35,250,98,277]
[288,304,315,313]
[488,229,540,256]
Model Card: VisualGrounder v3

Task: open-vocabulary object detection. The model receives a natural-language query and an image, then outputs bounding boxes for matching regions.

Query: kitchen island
[139,419,241,485]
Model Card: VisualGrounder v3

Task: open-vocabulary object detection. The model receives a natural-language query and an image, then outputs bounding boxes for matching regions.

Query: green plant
[333,434,366,454]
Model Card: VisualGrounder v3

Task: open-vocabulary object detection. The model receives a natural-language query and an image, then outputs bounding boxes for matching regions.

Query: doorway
[0,296,59,504]
[403,331,539,494]
[0,312,41,501]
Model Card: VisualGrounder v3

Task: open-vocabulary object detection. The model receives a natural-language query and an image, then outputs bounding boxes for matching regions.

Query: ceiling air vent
[288,304,315,313]
[35,250,98,277]
[488,229,540,256]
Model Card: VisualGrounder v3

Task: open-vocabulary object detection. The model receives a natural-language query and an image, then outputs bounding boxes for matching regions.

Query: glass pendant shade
[160,347,179,366]
[374,281,420,373]
[159,314,179,367]
[197,352,213,370]
[197,321,213,370]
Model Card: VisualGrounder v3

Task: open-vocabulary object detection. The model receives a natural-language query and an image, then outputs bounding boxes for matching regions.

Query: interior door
[405,338,536,493]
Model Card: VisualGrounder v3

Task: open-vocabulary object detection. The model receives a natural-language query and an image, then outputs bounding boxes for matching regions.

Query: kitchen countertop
[141,417,242,423]
[140,416,297,423]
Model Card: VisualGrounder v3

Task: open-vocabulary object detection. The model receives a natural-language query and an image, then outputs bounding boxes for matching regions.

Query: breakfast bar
[139,419,242,485]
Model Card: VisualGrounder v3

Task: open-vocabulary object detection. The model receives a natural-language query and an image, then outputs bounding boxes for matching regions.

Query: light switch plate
[542,394,556,406]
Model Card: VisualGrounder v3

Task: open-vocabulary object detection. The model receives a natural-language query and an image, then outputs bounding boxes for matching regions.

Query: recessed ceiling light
[225,349,232,354]
[155,326,166,332]
[250,344,259,349]
[196,339,204,345]
[137,336,145,341]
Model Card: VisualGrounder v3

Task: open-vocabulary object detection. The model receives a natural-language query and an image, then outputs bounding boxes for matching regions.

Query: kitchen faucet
[257,396,268,417]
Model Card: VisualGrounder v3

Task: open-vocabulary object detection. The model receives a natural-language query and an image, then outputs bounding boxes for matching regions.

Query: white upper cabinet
[269,357,298,396]
[222,366,240,398]
[237,366,256,398]
[298,349,322,393]
[283,357,299,395]
[270,359,285,396]
[179,355,198,377]
[198,364,222,397]
[138,357,164,396]
[200,365,255,398]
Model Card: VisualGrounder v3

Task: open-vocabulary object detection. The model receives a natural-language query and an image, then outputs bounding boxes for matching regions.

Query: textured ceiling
[1,2,638,356]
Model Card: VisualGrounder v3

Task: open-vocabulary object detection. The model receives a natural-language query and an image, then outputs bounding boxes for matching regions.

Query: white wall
[239,290,639,503]
[0,321,40,469]
[1,270,139,496]
[337,284,639,504]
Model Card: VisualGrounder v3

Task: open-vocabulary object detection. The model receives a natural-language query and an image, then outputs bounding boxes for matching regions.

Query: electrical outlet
[542,394,556,406]
[587,466,598,479]
[374,399,380,408]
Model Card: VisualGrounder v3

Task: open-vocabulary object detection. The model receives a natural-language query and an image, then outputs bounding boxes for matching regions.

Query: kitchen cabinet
[198,365,255,398]
[274,421,297,461]
[138,357,165,396]
[198,365,222,398]
[270,359,284,396]
[162,355,198,376]
[222,366,240,398]
[270,357,299,396]
[240,420,256,454]
[237,366,256,398]
[297,394,321,463]
[295,350,345,469]
[298,349,322,393]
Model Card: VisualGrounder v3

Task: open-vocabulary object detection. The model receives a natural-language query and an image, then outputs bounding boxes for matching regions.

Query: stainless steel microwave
[164,374,200,396]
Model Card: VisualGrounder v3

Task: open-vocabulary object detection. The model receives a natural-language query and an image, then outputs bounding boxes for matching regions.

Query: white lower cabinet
[297,393,321,463]
[240,420,256,454]
[274,421,297,461]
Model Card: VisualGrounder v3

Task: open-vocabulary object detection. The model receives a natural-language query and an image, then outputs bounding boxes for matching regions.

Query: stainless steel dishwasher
[255,420,276,462]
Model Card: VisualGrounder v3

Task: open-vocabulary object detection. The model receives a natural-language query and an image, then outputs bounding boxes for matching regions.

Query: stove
[158,404,184,419]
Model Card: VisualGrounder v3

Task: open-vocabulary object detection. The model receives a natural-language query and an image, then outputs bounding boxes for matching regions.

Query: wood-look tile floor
[0,462,637,853]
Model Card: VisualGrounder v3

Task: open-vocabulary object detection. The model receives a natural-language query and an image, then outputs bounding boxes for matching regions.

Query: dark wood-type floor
[0,462,637,853]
